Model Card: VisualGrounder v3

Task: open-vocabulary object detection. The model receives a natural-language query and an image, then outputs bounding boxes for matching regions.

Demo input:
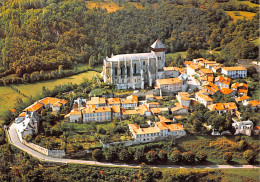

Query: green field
[0,87,26,118]
[12,71,99,98]
[166,51,187,60]
[0,71,99,118]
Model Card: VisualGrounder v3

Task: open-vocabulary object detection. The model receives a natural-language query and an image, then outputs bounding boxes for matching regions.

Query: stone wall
[21,138,65,157]
[22,140,48,155]
[48,150,65,157]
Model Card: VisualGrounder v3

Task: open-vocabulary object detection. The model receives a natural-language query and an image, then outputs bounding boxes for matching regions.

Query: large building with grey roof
[102,39,166,89]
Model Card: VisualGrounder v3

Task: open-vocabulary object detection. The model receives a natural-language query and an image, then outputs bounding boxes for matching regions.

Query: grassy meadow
[0,71,99,119]
[225,11,256,22]
[12,71,99,98]
[0,86,26,118]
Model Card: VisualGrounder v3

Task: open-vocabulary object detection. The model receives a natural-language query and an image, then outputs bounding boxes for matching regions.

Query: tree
[134,149,143,162]
[158,150,167,161]
[92,149,102,161]
[89,55,96,67]
[24,134,32,142]
[243,150,256,164]
[223,152,232,162]
[170,150,182,163]
[58,65,63,75]
[103,148,116,161]
[145,150,157,163]
[237,140,247,151]
[196,151,207,163]
[118,149,129,162]
[182,151,195,164]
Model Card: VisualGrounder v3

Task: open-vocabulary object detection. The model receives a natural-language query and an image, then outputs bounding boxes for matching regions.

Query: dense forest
[0,0,258,83]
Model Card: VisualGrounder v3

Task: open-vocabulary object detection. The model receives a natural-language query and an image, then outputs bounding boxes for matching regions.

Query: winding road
[7,123,260,169]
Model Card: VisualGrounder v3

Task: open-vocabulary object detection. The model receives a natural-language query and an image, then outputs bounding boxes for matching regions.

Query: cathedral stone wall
[102,40,166,90]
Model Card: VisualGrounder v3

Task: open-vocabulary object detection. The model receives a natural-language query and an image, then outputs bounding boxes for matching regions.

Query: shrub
[158,150,167,161]
[223,152,232,162]
[237,140,247,151]
[170,150,182,163]
[118,149,130,162]
[145,150,157,163]
[196,151,207,162]
[243,150,256,164]
[92,149,103,161]
[24,134,32,142]
[97,127,106,134]
[182,151,195,164]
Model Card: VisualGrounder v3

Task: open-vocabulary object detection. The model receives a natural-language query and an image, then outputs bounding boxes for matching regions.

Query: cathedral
[102,39,166,89]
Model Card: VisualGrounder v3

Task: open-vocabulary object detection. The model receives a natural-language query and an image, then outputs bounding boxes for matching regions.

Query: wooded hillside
[0,0,258,80]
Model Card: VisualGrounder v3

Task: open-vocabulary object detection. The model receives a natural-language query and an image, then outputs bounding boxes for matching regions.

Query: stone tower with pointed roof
[102,39,166,90]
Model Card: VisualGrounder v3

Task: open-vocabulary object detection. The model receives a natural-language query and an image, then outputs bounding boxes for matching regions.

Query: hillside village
[13,41,260,152]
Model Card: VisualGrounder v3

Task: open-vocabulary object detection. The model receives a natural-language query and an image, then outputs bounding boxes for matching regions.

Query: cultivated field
[86,0,144,12]
[0,71,99,118]
[226,11,256,22]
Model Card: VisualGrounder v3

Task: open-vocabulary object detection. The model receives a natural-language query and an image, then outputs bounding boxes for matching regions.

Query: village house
[232,120,253,136]
[202,82,219,95]
[121,95,138,109]
[15,111,40,140]
[212,66,222,73]
[83,105,111,122]
[214,76,231,89]
[86,97,106,107]
[199,68,214,77]
[73,98,86,108]
[171,102,189,115]
[204,60,219,70]
[207,102,238,115]
[111,106,122,119]
[246,100,260,110]
[235,95,251,105]
[164,66,180,78]
[145,94,163,101]
[187,64,202,76]
[122,104,151,119]
[193,58,205,64]
[39,97,68,112]
[253,126,260,135]
[155,73,188,94]
[68,109,82,123]
[220,88,235,97]
[150,107,169,115]
[221,66,247,78]
[23,102,44,114]
[199,75,214,85]
[107,97,121,106]
[128,120,186,142]
[231,82,248,96]
[195,93,214,106]
[146,102,161,109]
[176,92,191,108]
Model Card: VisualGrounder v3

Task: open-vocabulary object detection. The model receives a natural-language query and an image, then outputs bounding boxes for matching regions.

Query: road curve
[7,123,260,169]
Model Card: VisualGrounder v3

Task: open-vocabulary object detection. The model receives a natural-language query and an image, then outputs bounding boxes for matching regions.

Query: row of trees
[92,146,257,164]
[92,146,209,164]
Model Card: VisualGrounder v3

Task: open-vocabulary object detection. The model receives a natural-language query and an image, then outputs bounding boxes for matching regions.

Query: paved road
[7,123,260,169]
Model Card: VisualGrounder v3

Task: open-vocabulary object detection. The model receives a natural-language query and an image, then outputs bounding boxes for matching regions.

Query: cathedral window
[115,68,117,76]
